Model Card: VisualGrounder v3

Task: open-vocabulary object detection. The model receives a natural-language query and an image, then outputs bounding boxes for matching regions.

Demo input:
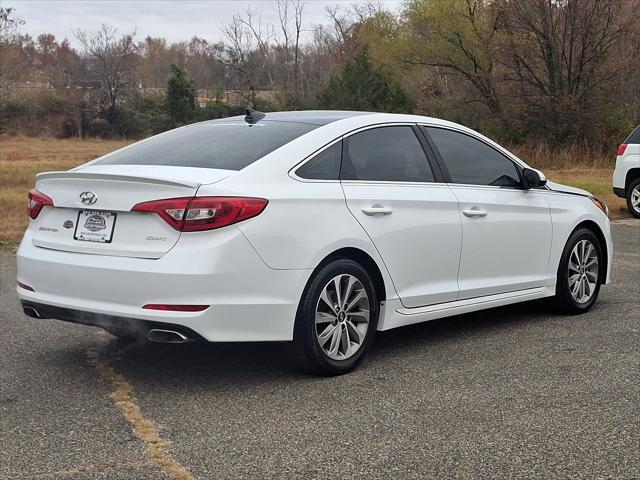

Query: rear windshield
[94,120,318,170]
[625,125,640,144]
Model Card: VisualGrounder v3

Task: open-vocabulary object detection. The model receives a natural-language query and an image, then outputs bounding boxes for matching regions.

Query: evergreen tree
[317,48,412,113]
[166,64,196,124]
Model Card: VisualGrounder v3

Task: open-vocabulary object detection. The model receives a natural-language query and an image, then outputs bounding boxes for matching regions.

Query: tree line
[0,0,638,149]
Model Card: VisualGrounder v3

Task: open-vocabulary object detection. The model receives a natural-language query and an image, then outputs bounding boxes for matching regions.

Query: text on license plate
[74,210,117,243]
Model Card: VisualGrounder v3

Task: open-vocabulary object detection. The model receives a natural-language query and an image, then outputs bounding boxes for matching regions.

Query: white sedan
[17,111,612,375]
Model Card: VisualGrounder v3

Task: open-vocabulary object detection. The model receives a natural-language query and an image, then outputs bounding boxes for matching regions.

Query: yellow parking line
[86,345,194,480]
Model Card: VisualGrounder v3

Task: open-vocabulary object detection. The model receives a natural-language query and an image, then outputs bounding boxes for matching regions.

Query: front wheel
[288,259,378,376]
[553,228,603,314]
[626,178,640,219]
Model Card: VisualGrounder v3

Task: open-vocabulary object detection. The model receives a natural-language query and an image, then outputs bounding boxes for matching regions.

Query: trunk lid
[30,165,233,258]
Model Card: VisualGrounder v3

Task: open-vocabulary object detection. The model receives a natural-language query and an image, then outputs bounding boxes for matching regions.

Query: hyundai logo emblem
[79,191,98,205]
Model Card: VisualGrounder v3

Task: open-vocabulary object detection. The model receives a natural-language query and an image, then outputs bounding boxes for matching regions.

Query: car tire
[553,228,603,314]
[288,258,379,376]
[626,177,640,219]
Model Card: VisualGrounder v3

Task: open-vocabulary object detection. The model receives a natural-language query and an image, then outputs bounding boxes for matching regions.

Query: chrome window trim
[340,180,450,187]
[289,121,545,190]
[444,182,548,192]
[342,121,420,137]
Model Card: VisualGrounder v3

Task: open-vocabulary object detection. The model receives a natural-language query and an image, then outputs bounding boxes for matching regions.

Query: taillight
[617,144,628,156]
[28,189,54,219]
[143,304,209,312]
[131,196,268,232]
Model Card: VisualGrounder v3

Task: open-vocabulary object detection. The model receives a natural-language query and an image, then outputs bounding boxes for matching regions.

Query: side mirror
[522,168,547,189]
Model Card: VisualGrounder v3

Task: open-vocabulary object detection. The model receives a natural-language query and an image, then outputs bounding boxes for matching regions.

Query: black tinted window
[625,125,640,144]
[425,127,521,187]
[296,142,341,180]
[342,126,434,182]
[95,120,318,170]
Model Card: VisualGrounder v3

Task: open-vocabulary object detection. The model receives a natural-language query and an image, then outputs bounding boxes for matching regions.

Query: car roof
[220,110,374,126]
[212,109,509,147]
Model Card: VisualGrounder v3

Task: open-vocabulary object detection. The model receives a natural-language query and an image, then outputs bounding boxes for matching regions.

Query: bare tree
[501,0,626,139]
[292,0,305,93]
[275,0,305,93]
[220,15,262,103]
[237,9,275,88]
[0,7,26,91]
[276,0,292,90]
[504,0,623,99]
[0,7,24,38]
[402,0,507,127]
[324,2,382,67]
[75,24,139,111]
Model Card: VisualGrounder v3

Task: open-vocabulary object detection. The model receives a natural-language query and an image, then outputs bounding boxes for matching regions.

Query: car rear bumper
[16,227,312,342]
[613,186,626,198]
[20,300,208,341]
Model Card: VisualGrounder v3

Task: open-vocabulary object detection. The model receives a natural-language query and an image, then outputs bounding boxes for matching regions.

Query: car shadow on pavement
[76,298,563,387]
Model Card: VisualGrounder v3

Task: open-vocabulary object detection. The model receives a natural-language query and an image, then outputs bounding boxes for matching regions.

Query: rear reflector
[143,304,209,312]
[617,144,628,156]
[17,281,35,292]
[131,196,268,232]
[28,189,54,219]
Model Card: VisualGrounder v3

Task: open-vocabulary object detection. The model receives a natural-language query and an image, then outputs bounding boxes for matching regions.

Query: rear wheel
[288,259,378,376]
[553,228,602,314]
[626,177,640,218]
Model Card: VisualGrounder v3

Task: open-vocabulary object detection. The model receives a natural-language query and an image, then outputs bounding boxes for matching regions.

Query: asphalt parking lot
[1,221,638,480]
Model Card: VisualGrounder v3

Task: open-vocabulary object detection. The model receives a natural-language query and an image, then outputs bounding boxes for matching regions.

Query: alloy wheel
[567,239,599,304]
[314,274,370,360]
[631,185,640,214]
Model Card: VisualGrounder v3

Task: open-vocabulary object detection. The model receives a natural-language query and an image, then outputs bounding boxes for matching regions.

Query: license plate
[74,210,117,243]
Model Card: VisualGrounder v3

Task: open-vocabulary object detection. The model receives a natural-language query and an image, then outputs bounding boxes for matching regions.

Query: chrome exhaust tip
[146,329,188,344]
[23,306,41,319]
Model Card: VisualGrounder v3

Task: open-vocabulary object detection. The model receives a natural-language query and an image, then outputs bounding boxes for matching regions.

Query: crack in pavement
[86,339,194,480]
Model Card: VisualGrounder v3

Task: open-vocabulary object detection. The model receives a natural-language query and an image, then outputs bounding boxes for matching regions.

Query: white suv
[613,125,640,218]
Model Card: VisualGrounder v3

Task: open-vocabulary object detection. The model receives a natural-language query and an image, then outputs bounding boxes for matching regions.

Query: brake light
[28,189,54,219]
[131,196,268,232]
[617,144,628,156]
[143,304,209,312]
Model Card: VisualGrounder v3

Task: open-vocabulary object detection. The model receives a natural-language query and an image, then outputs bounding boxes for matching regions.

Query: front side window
[425,127,521,187]
[341,126,435,182]
[295,141,342,180]
[94,120,318,170]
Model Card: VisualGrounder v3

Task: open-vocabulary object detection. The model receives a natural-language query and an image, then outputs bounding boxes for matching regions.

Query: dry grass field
[0,136,132,246]
[0,136,628,249]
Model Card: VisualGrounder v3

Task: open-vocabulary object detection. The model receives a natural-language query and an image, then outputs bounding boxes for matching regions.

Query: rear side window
[341,126,435,182]
[625,125,640,144]
[95,121,318,170]
[295,141,342,180]
[425,127,521,187]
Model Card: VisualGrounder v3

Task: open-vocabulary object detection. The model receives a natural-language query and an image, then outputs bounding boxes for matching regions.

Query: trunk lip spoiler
[36,171,201,189]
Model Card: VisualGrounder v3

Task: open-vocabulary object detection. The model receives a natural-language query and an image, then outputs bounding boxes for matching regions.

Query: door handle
[362,205,393,216]
[462,207,488,218]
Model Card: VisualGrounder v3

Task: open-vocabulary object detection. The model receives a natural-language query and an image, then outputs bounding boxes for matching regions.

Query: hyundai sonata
[18,110,612,375]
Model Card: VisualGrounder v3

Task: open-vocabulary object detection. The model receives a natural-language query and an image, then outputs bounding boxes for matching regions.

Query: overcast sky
[8,0,403,47]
